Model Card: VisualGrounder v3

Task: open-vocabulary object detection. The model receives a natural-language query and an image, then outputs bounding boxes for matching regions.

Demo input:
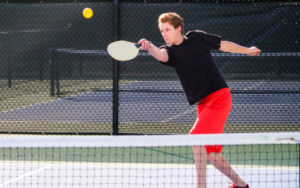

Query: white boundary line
[0,162,297,170]
[0,164,53,187]
[161,107,197,123]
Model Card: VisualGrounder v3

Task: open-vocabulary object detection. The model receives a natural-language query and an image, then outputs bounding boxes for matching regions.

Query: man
[138,12,260,188]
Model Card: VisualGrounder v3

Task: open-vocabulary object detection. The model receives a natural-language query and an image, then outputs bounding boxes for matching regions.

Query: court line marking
[243,82,263,90]
[0,162,297,170]
[161,107,197,123]
[0,164,53,187]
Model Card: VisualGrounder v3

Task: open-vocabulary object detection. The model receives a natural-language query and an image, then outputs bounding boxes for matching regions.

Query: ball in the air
[83,8,93,19]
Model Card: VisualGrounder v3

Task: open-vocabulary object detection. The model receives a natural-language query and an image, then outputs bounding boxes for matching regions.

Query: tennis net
[0,132,299,188]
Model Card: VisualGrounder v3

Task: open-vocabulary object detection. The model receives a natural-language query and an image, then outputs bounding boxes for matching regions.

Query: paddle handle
[135,41,151,49]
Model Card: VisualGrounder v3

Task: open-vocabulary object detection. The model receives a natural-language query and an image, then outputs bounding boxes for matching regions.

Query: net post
[39,32,44,82]
[112,0,119,135]
[55,50,60,96]
[7,33,12,88]
[50,48,57,97]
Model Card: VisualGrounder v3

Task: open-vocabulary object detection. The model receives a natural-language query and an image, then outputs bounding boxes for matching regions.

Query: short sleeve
[158,45,174,67]
[196,31,222,50]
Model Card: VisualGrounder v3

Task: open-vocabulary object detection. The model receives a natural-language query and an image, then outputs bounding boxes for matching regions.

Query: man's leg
[207,152,246,187]
[190,89,246,188]
[192,145,208,188]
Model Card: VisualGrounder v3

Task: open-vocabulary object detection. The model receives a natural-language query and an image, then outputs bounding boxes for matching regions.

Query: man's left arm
[219,41,261,56]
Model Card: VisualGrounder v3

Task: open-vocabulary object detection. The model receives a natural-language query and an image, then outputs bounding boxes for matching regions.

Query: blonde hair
[158,13,184,36]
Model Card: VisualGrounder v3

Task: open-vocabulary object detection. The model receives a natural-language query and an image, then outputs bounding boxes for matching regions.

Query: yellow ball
[83,8,93,19]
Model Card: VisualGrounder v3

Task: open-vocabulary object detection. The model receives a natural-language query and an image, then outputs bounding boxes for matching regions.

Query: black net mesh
[117,2,299,134]
[0,133,299,187]
[0,2,114,134]
[0,1,299,134]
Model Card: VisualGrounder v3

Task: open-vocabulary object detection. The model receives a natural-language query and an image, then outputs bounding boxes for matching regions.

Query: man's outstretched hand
[247,46,261,56]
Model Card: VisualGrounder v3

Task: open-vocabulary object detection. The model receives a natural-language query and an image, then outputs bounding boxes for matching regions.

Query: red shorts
[189,88,232,154]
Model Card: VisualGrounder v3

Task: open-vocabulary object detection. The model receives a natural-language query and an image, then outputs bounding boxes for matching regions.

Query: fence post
[7,33,12,88]
[112,0,119,135]
[50,48,55,96]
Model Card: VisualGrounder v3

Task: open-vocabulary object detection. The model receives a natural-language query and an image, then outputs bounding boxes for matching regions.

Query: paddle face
[107,40,141,61]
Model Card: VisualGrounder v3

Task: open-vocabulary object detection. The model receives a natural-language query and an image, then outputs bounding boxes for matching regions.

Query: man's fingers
[248,47,261,56]
[141,42,145,50]
[138,39,150,50]
[249,52,259,56]
[141,41,150,51]
[138,39,146,49]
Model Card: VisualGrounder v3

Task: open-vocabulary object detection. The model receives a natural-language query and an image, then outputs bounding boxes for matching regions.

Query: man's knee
[207,152,218,164]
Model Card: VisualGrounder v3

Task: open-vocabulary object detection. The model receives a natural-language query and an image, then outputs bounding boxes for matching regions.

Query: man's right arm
[138,39,169,63]
[219,41,261,56]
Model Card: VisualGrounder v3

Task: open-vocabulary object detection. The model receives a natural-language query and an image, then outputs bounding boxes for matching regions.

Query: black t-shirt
[159,30,228,105]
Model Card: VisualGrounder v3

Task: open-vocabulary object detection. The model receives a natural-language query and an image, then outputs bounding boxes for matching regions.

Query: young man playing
[138,13,260,188]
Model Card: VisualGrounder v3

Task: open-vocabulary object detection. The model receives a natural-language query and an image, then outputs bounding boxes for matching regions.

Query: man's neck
[173,35,184,45]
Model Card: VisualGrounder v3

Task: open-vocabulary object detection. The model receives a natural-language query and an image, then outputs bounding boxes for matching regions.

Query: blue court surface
[0,81,299,125]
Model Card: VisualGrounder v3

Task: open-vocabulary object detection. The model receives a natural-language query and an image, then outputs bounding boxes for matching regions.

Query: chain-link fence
[0,0,299,135]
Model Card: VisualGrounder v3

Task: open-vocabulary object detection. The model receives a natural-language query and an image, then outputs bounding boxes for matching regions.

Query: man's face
[159,22,181,45]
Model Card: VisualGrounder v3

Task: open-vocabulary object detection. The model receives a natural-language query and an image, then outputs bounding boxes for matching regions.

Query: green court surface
[1,144,298,167]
